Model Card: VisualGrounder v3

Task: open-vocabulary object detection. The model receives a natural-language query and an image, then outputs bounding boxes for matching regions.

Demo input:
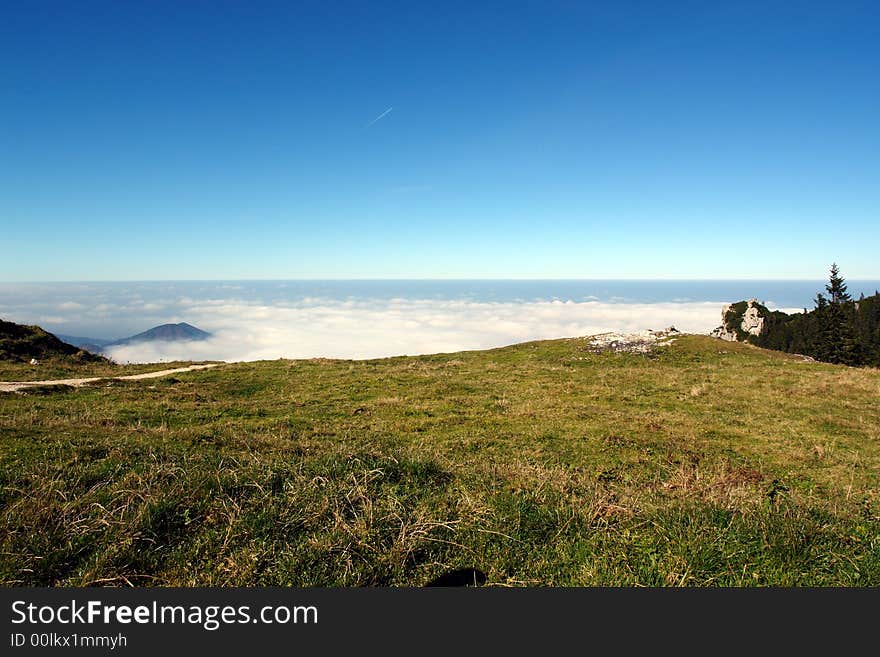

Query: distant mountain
[54,322,211,356]
[56,334,113,354]
[0,319,107,363]
[106,322,212,347]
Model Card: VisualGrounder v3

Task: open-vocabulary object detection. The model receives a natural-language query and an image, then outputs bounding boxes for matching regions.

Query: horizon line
[3,277,880,284]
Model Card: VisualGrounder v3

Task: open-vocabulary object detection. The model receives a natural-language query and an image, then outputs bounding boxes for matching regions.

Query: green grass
[1,335,878,586]
[0,359,213,383]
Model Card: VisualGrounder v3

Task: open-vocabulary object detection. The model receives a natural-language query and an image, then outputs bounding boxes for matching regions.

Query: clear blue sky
[2,1,878,280]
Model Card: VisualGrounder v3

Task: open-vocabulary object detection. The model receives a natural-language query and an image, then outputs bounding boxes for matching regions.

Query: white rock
[709,299,764,341]
[587,328,679,354]
[710,304,738,341]
[740,299,765,337]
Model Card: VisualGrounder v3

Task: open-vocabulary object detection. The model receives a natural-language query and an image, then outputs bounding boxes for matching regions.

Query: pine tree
[840,302,864,365]
[825,262,851,303]
[809,292,830,360]
[813,264,861,365]
[752,273,879,366]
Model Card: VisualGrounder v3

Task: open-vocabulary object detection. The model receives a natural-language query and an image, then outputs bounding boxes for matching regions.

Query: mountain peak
[107,323,211,347]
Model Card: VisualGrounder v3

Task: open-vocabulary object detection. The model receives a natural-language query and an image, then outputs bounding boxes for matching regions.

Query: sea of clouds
[0,282,813,364]
[102,297,742,363]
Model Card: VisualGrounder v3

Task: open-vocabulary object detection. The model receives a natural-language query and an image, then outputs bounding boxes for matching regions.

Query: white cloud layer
[101,298,775,364]
[2,283,819,364]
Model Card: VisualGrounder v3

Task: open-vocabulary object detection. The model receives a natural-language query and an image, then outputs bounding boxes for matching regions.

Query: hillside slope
[0,319,106,364]
[1,335,878,586]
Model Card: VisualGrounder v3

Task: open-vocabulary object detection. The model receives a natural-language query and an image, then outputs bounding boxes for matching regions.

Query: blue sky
[2,1,878,280]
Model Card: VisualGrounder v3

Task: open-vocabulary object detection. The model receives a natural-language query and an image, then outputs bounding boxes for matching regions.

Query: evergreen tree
[825,262,851,303]
[718,267,879,367]
[809,292,830,360]
[814,264,861,365]
[840,302,864,365]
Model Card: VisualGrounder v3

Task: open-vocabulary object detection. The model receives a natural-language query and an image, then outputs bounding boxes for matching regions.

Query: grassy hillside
[0,319,107,368]
[1,335,878,586]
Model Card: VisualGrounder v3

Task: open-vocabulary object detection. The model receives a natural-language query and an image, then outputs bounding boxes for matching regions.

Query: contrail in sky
[366,107,393,127]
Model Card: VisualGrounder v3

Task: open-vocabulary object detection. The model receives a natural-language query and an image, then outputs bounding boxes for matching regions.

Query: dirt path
[0,363,223,393]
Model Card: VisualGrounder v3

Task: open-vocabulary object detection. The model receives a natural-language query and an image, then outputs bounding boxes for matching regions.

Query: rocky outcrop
[710,305,739,341]
[587,327,680,354]
[741,299,765,336]
[710,299,767,342]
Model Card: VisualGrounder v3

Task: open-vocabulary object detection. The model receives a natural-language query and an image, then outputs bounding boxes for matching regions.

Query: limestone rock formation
[587,327,679,354]
[740,299,765,337]
[710,305,739,341]
[710,298,767,342]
